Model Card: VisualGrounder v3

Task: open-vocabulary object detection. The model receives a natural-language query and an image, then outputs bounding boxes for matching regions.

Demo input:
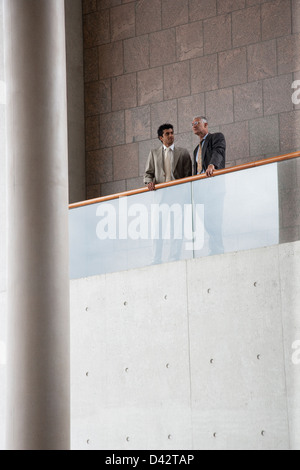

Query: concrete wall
[82,0,300,199]
[71,240,300,450]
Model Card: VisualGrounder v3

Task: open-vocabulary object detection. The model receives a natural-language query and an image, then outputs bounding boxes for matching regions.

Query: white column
[4,0,70,450]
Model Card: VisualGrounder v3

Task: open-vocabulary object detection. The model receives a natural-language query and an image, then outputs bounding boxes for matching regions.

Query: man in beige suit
[144,123,192,190]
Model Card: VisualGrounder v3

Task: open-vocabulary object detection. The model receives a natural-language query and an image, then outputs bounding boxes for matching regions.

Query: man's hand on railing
[206,164,215,177]
[147,182,156,191]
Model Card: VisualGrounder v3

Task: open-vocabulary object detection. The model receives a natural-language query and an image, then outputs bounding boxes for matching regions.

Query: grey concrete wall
[70,240,300,450]
[82,0,300,199]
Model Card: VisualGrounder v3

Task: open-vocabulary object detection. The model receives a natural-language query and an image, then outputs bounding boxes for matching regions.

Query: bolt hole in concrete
[164,295,168,300]
[261,430,265,436]
[126,436,130,442]
[124,301,128,306]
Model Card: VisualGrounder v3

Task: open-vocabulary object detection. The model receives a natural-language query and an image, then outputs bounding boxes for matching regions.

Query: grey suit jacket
[193,132,226,175]
[144,146,192,185]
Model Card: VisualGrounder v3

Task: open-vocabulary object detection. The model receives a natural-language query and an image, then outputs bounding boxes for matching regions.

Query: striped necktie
[165,148,172,182]
[197,141,202,174]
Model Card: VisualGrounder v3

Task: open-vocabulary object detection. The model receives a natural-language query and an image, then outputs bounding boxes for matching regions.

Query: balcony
[69,151,300,450]
[69,152,300,279]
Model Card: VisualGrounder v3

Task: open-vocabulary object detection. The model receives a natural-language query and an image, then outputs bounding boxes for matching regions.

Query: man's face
[192,118,208,138]
[160,128,174,147]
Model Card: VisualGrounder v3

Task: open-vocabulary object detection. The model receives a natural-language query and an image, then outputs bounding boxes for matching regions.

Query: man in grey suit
[192,116,226,255]
[192,116,226,177]
[144,123,192,190]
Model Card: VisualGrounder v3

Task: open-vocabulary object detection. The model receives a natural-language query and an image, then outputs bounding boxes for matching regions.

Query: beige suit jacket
[144,146,192,185]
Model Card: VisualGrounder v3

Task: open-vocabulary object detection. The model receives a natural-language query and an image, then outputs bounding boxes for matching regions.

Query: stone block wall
[82,0,300,199]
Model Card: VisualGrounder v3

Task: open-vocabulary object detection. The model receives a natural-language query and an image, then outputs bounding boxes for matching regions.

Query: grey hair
[193,116,208,124]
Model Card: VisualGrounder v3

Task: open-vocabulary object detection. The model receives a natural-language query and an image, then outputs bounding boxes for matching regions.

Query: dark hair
[157,123,174,140]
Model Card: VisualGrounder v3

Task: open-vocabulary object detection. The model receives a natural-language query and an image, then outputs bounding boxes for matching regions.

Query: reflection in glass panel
[69,183,193,279]
[192,163,279,258]
[69,161,292,280]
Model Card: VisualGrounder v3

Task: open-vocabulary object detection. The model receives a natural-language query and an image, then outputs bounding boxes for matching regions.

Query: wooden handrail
[69,151,300,209]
